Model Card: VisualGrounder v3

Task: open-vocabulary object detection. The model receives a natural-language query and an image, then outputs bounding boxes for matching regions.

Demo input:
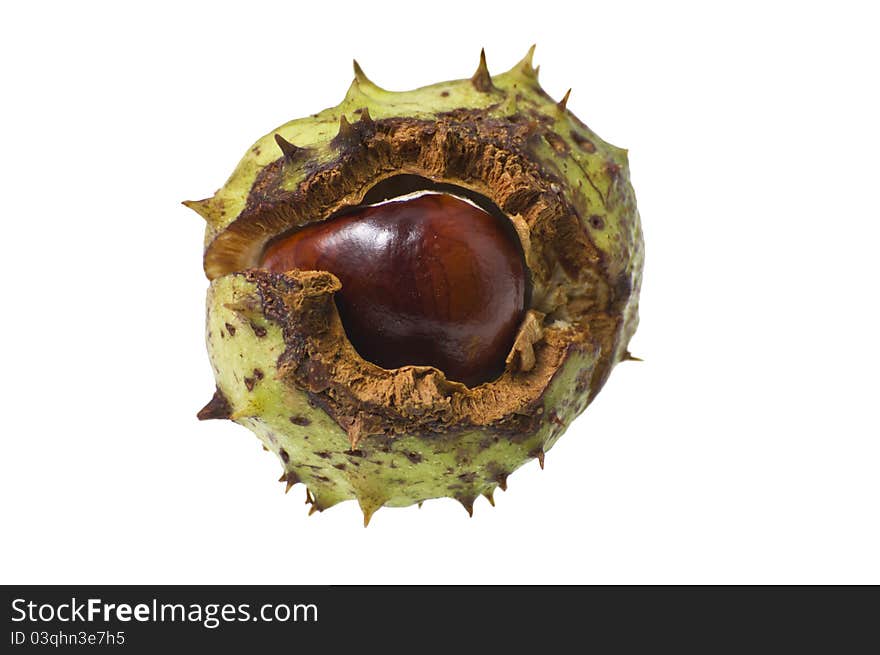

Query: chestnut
[260,193,526,386]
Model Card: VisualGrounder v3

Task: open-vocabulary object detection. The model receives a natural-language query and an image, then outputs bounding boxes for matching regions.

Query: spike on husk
[531,448,546,470]
[197,389,231,421]
[336,115,354,141]
[331,112,373,149]
[471,49,494,92]
[274,133,305,163]
[283,471,300,494]
[182,198,221,227]
[507,44,538,80]
[458,495,476,518]
[557,88,571,112]
[359,497,384,527]
[352,59,381,90]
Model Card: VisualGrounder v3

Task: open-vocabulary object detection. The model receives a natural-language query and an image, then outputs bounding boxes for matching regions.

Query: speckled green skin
[190,49,643,523]
[207,273,598,519]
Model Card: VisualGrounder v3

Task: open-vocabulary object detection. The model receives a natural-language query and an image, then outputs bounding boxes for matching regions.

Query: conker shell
[188,48,644,524]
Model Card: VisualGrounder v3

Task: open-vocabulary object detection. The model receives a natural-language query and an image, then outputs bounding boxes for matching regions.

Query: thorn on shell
[470,48,494,93]
[531,448,545,470]
[557,88,571,112]
[353,59,381,89]
[274,133,306,164]
[196,389,232,421]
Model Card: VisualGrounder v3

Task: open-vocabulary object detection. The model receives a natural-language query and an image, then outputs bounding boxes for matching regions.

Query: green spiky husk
[191,49,643,523]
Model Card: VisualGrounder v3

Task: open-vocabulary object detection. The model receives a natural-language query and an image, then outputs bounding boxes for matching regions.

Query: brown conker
[260,193,526,386]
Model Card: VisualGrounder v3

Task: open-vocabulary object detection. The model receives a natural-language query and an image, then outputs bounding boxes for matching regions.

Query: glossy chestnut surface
[260,193,526,386]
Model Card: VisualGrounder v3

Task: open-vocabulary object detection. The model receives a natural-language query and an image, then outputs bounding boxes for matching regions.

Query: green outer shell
[192,49,644,522]
[207,273,599,520]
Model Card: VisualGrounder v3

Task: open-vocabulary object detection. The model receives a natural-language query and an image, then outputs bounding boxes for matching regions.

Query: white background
[1,1,877,584]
